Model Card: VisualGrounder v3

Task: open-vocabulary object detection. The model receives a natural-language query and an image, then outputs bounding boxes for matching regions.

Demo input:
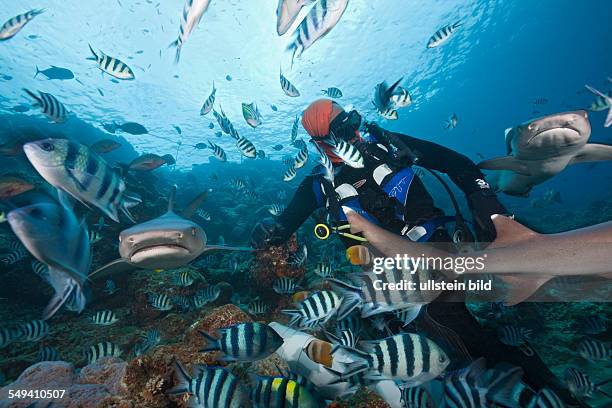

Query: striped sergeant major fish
[328,265,443,321]
[23,89,68,123]
[287,244,307,266]
[212,106,237,137]
[1,242,27,266]
[283,165,297,181]
[273,277,300,295]
[391,86,412,109]
[173,295,192,311]
[37,346,59,362]
[325,328,357,349]
[90,310,119,325]
[527,388,565,408]
[19,320,49,341]
[191,285,220,308]
[23,139,142,223]
[579,315,607,334]
[248,299,269,315]
[330,333,449,385]
[577,337,611,361]
[87,45,135,80]
[427,21,462,48]
[293,147,309,169]
[207,140,227,162]
[174,271,194,287]
[337,311,362,336]
[134,328,161,356]
[236,136,257,158]
[0,327,19,348]
[401,386,434,408]
[276,0,317,36]
[497,325,534,356]
[168,362,250,407]
[314,261,334,278]
[148,293,173,311]
[84,341,122,364]
[286,0,350,66]
[169,0,212,63]
[268,203,285,216]
[326,135,364,168]
[311,140,335,185]
[200,81,216,115]
[282,290,341,329]
[252,376,320,407]
[199,322,284,362]
[280,68,300,97]
[196,209,211,221]
[322,87,343,98]
[291,115,300,141]
[584,84,612,127]
[564,367,612,398]
[0,9,44,41]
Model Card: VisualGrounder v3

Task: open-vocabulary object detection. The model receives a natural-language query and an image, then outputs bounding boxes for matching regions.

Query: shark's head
[118,212,206,270]
[506,110,591,156]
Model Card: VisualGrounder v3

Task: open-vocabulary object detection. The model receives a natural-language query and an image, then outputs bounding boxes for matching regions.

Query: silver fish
[200,81,216,115]
[170,0,212,63]
[427,21,462,48]
[88,45,135,80]
[23,139,141,223]
[0,9,44,41]
[443,113,458,130]
[23,89,68,123]
[280,69,300,97]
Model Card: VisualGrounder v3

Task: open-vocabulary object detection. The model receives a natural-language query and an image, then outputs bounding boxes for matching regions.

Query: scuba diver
[250,99,583,405]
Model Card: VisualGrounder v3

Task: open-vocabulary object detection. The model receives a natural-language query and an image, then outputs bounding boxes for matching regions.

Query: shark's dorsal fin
[182,191,209,219]
[168,185,177,213]
[488,215,538,249]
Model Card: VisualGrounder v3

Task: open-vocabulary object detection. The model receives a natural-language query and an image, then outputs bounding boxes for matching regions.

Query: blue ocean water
[0,1,611,407]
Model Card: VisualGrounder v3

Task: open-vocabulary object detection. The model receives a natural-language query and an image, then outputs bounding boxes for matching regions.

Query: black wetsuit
[267,130,583,405]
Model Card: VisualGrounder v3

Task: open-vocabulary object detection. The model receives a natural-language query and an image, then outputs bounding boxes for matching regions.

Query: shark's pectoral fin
[569,143,612,164]
[488,215,539,249]
[498,274,552,306]
[203,245,258,253]
[478,156,532,176]
[88,258,134,280]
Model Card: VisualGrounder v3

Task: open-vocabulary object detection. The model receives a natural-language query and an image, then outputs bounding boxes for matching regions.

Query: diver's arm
[374,126,508,242]
[263,176,320,246]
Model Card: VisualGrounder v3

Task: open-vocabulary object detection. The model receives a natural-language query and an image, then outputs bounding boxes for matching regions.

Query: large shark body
[478,110,612,195]
[343,207,612,306]
[91,186,254,277]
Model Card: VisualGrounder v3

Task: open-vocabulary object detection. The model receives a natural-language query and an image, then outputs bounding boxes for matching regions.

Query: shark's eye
[191,227,197,236]
[528,123,535,131]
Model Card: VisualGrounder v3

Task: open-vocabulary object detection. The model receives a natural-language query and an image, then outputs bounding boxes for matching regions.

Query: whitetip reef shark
[342,206,612,306]
[478,110,612,196]
[90,186,255,278]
